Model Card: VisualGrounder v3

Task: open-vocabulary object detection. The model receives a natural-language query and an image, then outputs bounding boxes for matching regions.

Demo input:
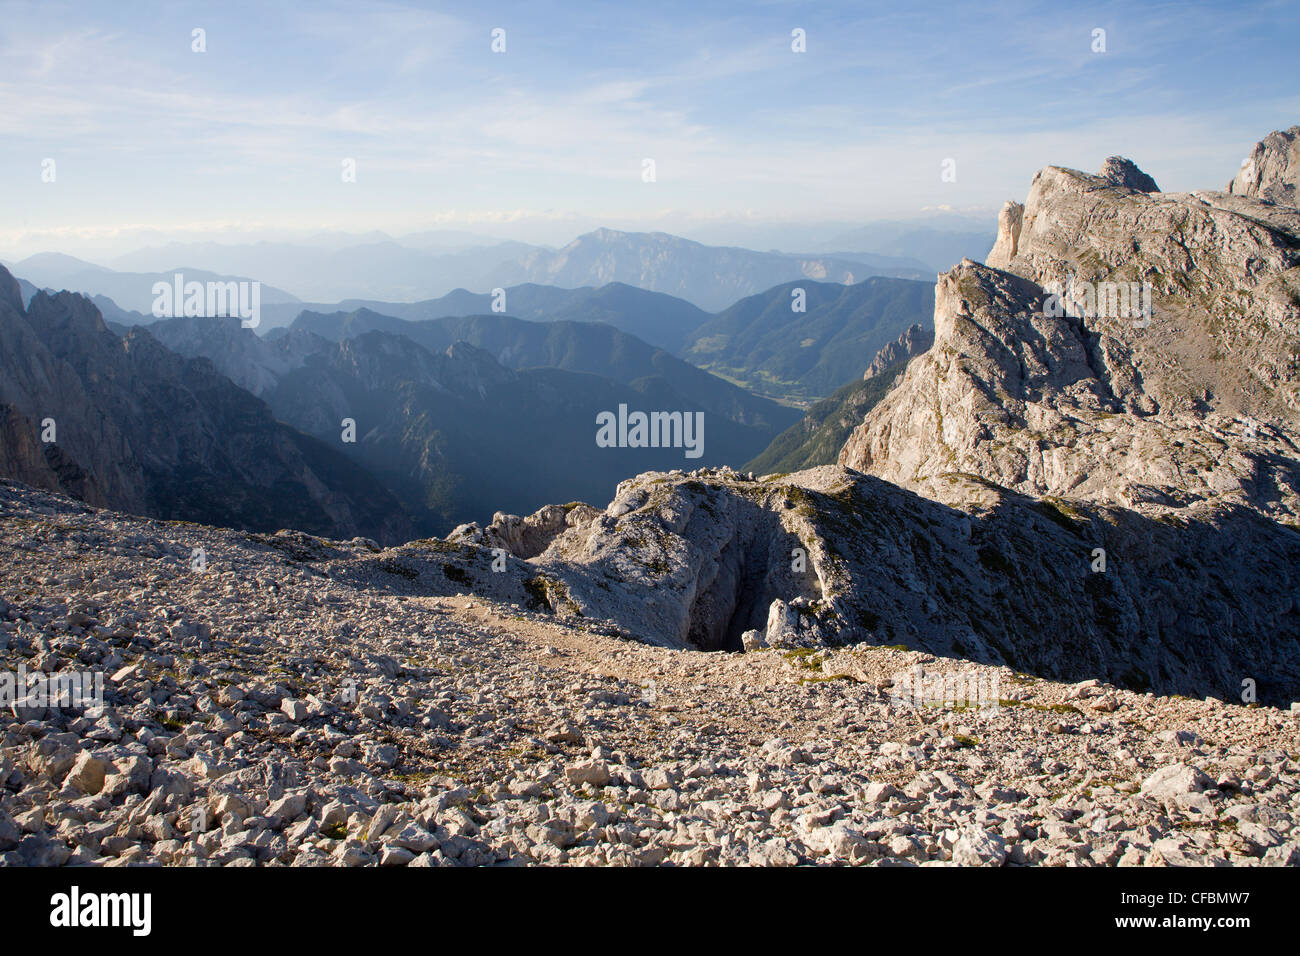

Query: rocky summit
[1228,125,1300,207]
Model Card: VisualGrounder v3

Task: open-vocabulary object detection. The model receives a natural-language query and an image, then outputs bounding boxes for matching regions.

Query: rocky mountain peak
[843,131,1300,525]
[863,322,933,381]
[1099,156,1160,192]
[26,288,112,339]
[1228,124,1300,206]
[0,264,23,314]
[984,146,1300,425]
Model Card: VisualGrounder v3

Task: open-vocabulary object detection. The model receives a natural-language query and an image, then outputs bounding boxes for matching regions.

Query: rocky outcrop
[429,464,1300,703]
[1229,125,1299,207]
[863,323,933,380]
[531,469,823,652]
[987,201,1024,265]
[1099,156,1159,192]
[448,502,602,559]
[811,132,1300,700]
[838,259,1300,519]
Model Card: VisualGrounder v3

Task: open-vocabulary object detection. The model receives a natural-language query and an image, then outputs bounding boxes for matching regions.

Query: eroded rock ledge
[429,465,1300,705]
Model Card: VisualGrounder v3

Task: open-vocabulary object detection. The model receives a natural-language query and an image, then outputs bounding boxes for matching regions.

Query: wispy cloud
[0,0,1296,257]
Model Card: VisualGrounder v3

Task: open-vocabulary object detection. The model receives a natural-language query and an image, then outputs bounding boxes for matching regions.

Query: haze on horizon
[2,0,1298,261]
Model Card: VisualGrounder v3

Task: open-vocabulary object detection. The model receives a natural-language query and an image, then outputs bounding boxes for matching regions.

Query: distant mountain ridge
[8,220,983,326]
[110,238,540,304]
[5,253,300,317]
[486,228,929,311]
[268,275,937,406]
[262,281,709,351]
[282,308,787,425]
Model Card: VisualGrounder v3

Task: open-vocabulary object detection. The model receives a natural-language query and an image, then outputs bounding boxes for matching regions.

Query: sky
[1,0,1298,259]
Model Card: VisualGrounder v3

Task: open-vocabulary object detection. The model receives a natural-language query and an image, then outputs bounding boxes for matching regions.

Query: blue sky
[1,0,1298,256]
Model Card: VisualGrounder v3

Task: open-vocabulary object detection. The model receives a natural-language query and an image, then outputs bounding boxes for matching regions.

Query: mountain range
[147,310,801,534]
[109,238,537,305]
[10,121,1299,705]
[4,252,300,316]
[481,228,929,310]
[2,236,940,540]
[9,228,936,322]
[255,276,936,406]
[0,265,410,544]
[257,282,711,353]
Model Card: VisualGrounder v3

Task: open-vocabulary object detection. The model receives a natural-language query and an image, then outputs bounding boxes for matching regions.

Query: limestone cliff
[841,128,1300,522]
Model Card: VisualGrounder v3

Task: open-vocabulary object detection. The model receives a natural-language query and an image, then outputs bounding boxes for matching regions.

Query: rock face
[1228,125,1300,207]
[0,268,412,544]
[0,404,105,507]
[821,132,1300,701]
[839,259,1300,520]
[987,201,1024,265]
[844,142,1300,523]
